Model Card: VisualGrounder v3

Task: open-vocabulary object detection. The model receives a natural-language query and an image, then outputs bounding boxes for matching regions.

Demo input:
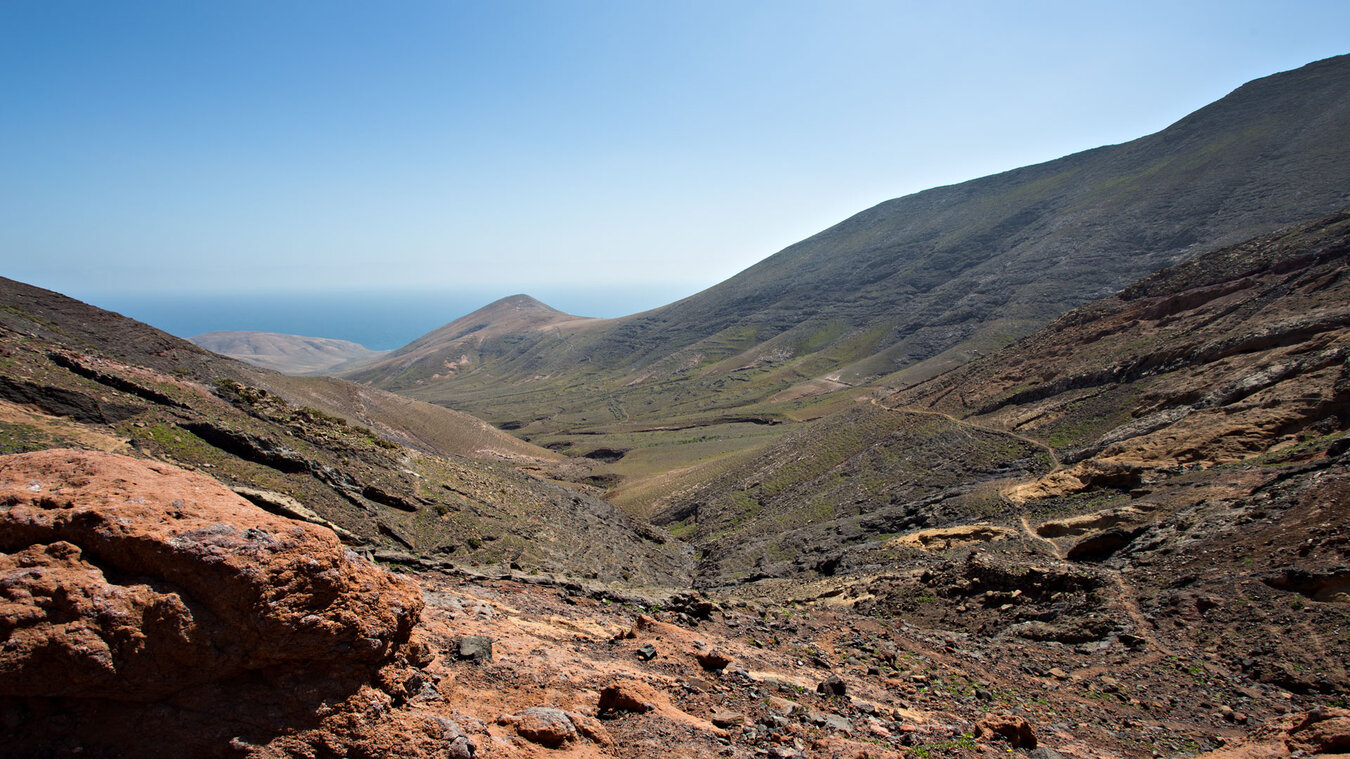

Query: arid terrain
[3,57,1350,758]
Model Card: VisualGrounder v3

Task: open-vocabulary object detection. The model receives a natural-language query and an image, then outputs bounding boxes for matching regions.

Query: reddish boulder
[500,706,612,748]
[0,450,441,757]
[1287,707,1350,754]
[598,680,656,713]
[975,713,1037,748]
[695,646,733,671]
[0,449,422,700]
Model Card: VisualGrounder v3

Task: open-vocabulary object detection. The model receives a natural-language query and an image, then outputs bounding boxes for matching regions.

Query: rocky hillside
[656,209,1349,583]
[350,55,1350,445]
[0,277,691,585]
[190,330,389,375]
[4,449,1347,758]
[520,209,1350,757]
[4,55,1350,759]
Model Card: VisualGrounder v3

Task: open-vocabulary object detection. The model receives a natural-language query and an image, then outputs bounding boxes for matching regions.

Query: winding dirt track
[868,396,1062,468]
[865,396,1205,685]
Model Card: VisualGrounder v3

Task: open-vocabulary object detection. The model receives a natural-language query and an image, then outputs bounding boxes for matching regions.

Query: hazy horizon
[4,2,1350,328]
[70,284,697,351]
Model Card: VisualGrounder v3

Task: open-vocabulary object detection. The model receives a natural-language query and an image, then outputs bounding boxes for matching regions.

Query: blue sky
[3,1,1349,319]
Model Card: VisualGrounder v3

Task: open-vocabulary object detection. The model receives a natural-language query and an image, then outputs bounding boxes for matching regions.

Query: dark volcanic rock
[456,635,494,663]
[817,673,847,696]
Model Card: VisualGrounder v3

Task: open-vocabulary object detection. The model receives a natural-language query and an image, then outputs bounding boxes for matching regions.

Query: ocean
[79,286,693,351]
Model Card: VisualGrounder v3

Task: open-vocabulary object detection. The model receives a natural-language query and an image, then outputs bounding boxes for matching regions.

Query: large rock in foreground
[0,449,423,701]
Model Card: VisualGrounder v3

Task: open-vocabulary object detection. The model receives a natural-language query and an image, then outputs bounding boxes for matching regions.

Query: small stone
[428,717,476,759]
[456,635,493,663]
[512,707,577,748]
[1048,667,1069,680]
[598,682,654,714]
[975,713,1037,748]
[712,711,744,728]
[447,735,475,759]
[820,714,853,734]
[684,678,713,693]
[636,643,658,661]
[817,673,846,696]
[566,711,613,746]
[696,647,733,671]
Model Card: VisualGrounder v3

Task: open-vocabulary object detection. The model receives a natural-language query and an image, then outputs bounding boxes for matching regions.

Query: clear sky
[3,1,1349,319]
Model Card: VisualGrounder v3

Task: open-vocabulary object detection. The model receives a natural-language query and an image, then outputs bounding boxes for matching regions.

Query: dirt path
[869,396,1061,468]
[1019,514,1062,558]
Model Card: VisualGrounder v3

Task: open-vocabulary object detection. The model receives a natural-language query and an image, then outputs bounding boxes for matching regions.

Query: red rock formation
[0,450,431,756]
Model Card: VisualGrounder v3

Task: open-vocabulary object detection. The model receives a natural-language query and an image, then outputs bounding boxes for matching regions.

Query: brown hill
[360,293,603,389]
[0,276,557,465]
[594,210,1350,753]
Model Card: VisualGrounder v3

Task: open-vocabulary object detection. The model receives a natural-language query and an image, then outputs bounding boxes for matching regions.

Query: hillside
[359,293,604,389]
[545,209,1350,751]
[349,55,1350,456]
[652,209,1350,586]
[0,277,690,584]
[189,330,389,375]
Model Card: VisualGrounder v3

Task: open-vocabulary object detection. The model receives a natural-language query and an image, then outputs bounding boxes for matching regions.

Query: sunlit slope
[653,209,1350,586]
[351,55,1350,435]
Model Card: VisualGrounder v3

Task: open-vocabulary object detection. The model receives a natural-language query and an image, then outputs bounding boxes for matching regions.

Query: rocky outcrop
[1199,707,1350,757]
[0,449,433,756]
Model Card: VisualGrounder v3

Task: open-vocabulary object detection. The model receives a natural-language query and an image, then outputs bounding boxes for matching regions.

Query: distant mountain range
[190,330,389,375]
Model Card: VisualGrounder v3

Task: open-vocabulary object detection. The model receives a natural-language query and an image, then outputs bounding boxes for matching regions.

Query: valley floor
[335,550,1349,758]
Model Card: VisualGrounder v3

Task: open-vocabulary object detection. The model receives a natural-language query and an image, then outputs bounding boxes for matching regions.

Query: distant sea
[78,286,694,351]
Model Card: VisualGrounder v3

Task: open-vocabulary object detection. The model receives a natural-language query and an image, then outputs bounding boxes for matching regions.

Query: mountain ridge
[351,55,1350,410]
[649,208,1350,586]
[345,54,1350,516]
